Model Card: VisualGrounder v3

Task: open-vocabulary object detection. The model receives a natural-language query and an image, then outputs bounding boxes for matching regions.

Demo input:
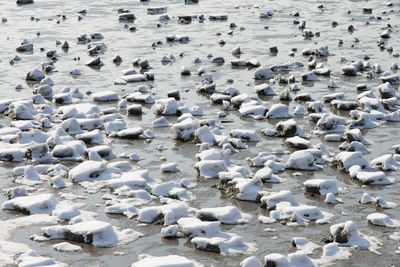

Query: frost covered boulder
[1,193,57,214]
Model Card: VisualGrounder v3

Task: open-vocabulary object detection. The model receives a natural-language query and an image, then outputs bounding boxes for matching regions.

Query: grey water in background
[1,0,400,266]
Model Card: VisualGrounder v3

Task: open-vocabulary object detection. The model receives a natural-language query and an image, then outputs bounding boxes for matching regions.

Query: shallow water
[1,0,400,266]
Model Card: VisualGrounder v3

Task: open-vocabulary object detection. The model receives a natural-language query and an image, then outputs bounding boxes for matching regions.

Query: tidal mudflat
[0,0,400,266]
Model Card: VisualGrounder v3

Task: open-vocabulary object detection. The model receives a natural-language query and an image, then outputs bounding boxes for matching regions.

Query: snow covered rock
[194,160,227,178]
[26,69,45,81]
[266,104,291,119]
[285,150,321,171]
[1,193,57,215]
[370,154,399,171]
[254,67,274,80]
[53,242,82,252]
[151,181,192,201]
[326,220,380,252]
[333,152,369,172]
[68,159,107,182]
[195,206,249,224]
[160,163,180,173]
[230,129,260,142]
[92,91,119,102]
[264,252,315,267]
[42,220,141,247]
[285,136,311,150]
[271,119,305,137]
[367,213,400,227]
[138,203,189,225]
[131,255,201,267]
[172,118,198,141]
[303,179,338,195]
